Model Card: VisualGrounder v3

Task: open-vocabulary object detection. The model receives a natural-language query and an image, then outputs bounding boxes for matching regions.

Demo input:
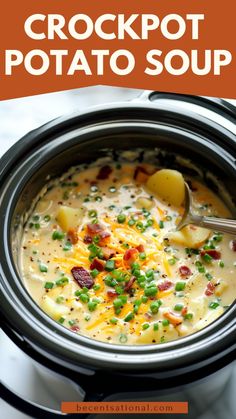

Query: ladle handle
[191,215,236,235]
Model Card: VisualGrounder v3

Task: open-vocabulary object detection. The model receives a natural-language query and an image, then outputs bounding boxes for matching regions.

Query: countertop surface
[0,86,235,419]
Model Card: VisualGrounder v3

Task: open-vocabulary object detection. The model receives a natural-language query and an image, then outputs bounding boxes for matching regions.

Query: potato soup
[21,160,236,345]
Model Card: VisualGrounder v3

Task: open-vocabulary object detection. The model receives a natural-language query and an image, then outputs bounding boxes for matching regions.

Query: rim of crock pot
[0,105,236,372]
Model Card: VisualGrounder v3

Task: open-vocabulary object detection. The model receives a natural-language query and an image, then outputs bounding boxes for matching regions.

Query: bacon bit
[157,281,173,292]
[99,231,111,245]
[136,244,145,253]
[205,282,215,296]
[124,276,136,292]
[179,266,192,277]
[67,228,79,245]
[123,248,139,265]
[163,311,182,326]
[90,258,105,272]
[201,249,221,260]
[230,239,236,251]
[107,290,118,298]
[181,307,188,316]
[96,165,112,180]
[101,247,116,260]
[189,225,197,230]
[84,235,93,244]
[134,166,149,183]
[71,267,94,289]
[70,325,80,332]
[145,312,152,320]
[87,223,104,235]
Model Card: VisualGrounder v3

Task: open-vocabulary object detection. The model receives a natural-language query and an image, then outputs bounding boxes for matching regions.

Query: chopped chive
[95,196,102,202]
[153,323,159,331]
[63,241,72,251]
[166,216,172,221]
[150,300,162,314]
[44,215,51,222]
[89,209,97,218]
[162,319,169,327]
[115,285,124,295]
[184,313,193,320]
[139,252,146,260]
[109,186,116,193]
[110,317,118,324]
[209,301,220,309]
[68,320,76,326]
[117,214,126,223]
[52,230,65,241]
[39,263,48,273]
[142,323,150,330]
[84,314,91,321]
[56,296,64,304]
[90,185,98,192]
[124,312,134,322]
[128,219,135,226]
[32,215,40,222]
[44,282,54,289]
[219,261,225,268]
[119,333,128,343]
[93,284,101,291]
[175,282,186,291]
[205,273,213,280]
[56,277,69,286]
[88,300,98,311]
[141,295,148,303]
[159,220,164,229]
[146,269,154,280]
[202,253,213,264]
[144,284,158,297]
[58,317,65,324]
[136,221,144,230]
[168,258,176,265]
[93,235,101,244]
[174,303,184,312]
[34,223,41,230]
[146,219,154,227]
[91,269,99,278]
[105,260,115,272]
[80,293,90,303]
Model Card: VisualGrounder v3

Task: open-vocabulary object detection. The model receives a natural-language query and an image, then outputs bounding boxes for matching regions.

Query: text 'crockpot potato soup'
[21,152,236,345]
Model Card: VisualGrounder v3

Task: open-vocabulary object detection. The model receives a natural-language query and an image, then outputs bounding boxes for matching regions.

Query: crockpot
[0,91,236,418]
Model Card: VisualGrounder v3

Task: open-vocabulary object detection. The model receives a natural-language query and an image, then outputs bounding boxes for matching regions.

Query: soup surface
[21,160,236,345]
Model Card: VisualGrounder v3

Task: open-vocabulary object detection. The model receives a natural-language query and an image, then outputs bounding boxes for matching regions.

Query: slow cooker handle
[0,381,102,419]
[138,91,236,122]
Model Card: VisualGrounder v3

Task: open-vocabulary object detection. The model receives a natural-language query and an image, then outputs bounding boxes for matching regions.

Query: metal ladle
[176,183,236,234]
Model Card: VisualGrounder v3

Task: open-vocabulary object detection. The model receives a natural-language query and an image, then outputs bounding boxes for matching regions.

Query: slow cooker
[0,91,236,418]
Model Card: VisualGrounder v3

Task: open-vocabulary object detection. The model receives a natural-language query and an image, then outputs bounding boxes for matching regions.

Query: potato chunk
[169,225,210,248]
[146,169,185,207]
[57,206,84,232]
[41,296,70,320]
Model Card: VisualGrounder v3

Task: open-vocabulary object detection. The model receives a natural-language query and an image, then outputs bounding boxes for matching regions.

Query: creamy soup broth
[21,161,236,345]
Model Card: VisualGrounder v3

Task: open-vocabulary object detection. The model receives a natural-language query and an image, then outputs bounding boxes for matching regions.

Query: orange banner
[61,401,189,414]
[0,0,235,100]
